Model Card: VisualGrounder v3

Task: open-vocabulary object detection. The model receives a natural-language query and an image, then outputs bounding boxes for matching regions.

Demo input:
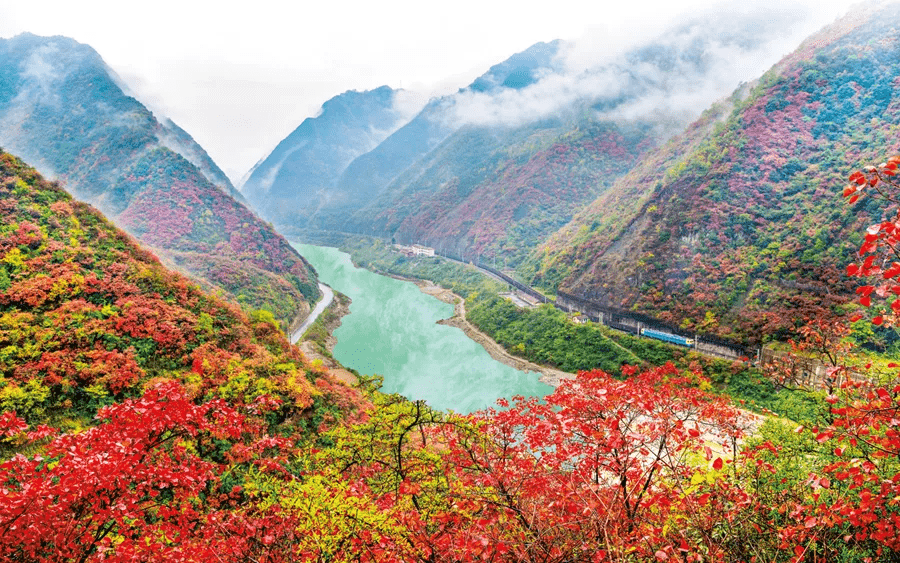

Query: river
[293,243,552,413]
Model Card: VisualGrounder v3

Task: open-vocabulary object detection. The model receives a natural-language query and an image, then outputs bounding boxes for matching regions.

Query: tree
[754,154,900,561]
[271,364,746,562]
[0,382,251,562]
[843,155,900,327]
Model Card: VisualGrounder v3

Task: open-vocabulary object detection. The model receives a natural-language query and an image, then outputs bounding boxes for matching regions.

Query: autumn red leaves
[4,145,900,561]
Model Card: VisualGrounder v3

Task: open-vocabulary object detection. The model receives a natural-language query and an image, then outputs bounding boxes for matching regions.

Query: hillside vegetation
[0,34,318,327]
[529,4,900,343]
[0,150,351,431]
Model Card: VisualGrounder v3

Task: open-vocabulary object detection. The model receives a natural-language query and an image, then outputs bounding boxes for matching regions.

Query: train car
[640,328,695,348]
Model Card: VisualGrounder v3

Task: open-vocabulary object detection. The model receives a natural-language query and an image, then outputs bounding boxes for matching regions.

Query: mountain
[338,10,815,265]
[0,33,318,328]
[349,116,663,265]
[526,3,900,343]
[262,40,564,239]
[239,85,408,228]
[260,9,822,265]
[0,150,357,426]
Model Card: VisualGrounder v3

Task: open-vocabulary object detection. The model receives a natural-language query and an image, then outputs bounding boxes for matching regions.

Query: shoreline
[389,274,575,388]
[296,255,574,388]
[296,291,358,386]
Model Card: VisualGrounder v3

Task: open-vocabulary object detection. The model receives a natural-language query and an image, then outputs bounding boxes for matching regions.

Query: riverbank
[296,291,358,386]
[291,283,334,345]
[407,277,575,388]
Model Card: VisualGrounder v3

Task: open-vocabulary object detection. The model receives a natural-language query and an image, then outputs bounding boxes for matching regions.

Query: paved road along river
[290,283,334,345]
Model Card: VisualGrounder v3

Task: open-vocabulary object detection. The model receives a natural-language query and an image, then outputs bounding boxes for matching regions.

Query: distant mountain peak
[239,85,412,227]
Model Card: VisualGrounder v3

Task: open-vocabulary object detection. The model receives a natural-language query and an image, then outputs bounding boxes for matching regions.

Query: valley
[293,243,552,413]
[3,1,900,560]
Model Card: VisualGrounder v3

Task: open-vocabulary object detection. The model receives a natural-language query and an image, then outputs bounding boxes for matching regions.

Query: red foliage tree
[441,364,745,561]
[0,382,249,562]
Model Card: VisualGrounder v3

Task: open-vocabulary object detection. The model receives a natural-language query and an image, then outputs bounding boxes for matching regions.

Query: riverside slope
[0,33,319,327]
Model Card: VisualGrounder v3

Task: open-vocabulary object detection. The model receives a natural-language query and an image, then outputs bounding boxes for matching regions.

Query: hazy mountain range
[239,2,900,343]
[0,33,319,328]
[1,2,898,343]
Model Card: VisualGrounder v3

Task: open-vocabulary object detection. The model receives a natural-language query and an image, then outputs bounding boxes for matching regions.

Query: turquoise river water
[293,244,552,413]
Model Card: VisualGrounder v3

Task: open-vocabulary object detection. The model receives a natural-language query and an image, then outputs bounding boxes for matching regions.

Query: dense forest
[4,2,900,560]
[4,108,900,561]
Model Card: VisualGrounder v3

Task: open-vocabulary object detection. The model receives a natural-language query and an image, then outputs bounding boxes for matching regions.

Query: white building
[393,244,435,257]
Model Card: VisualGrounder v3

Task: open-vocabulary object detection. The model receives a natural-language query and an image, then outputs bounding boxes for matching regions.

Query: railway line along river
[293,243,552,413]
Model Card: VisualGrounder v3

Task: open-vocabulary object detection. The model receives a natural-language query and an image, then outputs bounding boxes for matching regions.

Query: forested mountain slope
[353,117,661,265]
[265,40,563,239]
[0,34,318,327]
[239,85,408,229]
[0,150,355,428]
[268,9,824,266]
[527,4,900,343]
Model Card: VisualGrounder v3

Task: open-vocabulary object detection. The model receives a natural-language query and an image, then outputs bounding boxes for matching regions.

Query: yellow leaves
[84,382,109,402]
[12,178,30,195]
[213,357,316,408]
[48,272,85,301]
[685,460,727,494]
[247,470,407,561]
[282,367,317,408]
[195,312,214,337]
[248,309,278,327]
[0,312,44,365]
[690,471,706,486]
[1,247,26,273]
[215,366,253,402]
[0,378,50,416]
[100,304,118,318]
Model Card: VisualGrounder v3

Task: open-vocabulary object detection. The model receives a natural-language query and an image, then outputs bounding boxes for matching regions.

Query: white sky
[0,0,862,183]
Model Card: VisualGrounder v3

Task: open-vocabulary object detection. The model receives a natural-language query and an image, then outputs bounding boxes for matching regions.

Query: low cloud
[391,88,430,123]
[446,1,849,128]
[18,42,65,107]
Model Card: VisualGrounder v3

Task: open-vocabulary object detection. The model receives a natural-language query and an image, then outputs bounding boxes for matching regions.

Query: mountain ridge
[0,33,318,328]
[527,2,900,343]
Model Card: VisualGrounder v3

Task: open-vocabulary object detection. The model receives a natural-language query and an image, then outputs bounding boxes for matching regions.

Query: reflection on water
[293,243,551,414]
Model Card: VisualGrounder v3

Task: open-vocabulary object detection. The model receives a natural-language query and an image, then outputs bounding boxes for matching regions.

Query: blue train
[640,328,695,348]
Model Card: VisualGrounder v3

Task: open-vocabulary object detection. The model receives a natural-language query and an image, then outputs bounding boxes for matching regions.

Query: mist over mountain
[0,33,318,327]
[249,40,563,238]
[253,4,835,263]
[526,1,900,343]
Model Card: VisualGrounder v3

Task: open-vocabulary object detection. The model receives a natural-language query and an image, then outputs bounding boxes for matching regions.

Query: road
[290,283,334,345]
